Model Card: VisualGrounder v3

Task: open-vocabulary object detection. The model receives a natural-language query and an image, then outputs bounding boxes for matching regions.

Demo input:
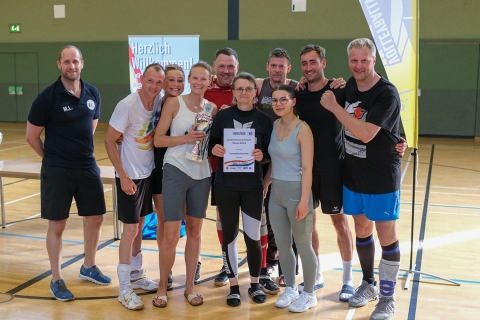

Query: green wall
[1,0,480,137]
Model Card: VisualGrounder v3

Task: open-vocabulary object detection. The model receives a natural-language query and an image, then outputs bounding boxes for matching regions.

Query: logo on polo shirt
[87,100,96,110]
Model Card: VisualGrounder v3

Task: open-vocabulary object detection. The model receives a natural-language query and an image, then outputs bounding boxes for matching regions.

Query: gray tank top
[257,78,298,121]
[268,120,304,181]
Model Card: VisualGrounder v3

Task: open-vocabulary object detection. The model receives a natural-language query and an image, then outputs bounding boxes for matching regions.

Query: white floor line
[4,192,40,205]
[0,144,32,152]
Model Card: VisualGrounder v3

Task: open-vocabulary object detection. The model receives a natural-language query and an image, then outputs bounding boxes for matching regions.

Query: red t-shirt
[204,79,234,172]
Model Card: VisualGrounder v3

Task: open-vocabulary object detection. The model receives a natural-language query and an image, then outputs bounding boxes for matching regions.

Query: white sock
[117,263,131,292]
[316,255,324,284]
[342,260,353,286]
[131,251,142,277]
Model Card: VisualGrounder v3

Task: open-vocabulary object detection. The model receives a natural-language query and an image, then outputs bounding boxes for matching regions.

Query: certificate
[223,128,255,172]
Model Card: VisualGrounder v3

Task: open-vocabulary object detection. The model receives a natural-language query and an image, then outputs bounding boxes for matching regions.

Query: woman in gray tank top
[264,84,318,313]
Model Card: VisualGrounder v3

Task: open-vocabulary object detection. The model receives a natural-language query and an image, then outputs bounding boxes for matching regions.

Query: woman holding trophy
[208,72,273,307]
[153,61,217,308]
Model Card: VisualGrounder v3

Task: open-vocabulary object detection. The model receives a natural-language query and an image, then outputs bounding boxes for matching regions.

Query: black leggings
[215,187,263,278]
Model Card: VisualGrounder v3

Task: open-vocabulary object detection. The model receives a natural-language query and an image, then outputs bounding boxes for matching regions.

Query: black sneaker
[194,261,201,284]
[167,271,173,289]
[259,275,280,295]
[214,266,228,287]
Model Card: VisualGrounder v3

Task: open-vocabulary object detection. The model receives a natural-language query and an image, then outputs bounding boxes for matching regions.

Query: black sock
[356,235,376,284]
[250,283,260,292]
[230,285,240,295]
[381,240,400,262]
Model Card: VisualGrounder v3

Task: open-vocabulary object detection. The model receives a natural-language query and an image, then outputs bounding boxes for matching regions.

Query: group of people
[26,38,404,319]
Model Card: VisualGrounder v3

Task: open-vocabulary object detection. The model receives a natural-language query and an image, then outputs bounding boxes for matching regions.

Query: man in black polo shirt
[26,45,111,302]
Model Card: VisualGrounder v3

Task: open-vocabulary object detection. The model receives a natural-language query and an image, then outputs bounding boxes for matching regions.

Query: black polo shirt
[28,76,101,169]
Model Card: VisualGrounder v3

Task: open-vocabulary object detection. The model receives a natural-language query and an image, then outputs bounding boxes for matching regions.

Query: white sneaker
[118,287,144,310]
[130,270,158,291]
[275,286,299,308]
[288,291,317,313]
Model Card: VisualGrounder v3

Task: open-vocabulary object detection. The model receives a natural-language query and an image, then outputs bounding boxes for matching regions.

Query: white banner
[128,35,199,94]
[359,0,419,148]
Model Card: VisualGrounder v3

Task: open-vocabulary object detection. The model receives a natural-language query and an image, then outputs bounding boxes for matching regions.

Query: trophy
[186,104,213,162]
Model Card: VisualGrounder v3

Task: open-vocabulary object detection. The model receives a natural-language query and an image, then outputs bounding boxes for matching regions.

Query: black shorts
[152,146,167,195]
[210,172,217,206]
[116,175,153,224]
[152,168,163,195]
[311,174,343,214]
[40,165,106,220]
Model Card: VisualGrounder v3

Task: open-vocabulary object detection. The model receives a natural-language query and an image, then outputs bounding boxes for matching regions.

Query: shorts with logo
[162,163,210,221]
[116,175,153,224]
[40,165,106,220]
[311,174,343,214]
[343,186,400,222]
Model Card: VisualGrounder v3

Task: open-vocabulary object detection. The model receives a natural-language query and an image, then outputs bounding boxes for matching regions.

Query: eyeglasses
[271,97,292,105]
[234,87,255,93]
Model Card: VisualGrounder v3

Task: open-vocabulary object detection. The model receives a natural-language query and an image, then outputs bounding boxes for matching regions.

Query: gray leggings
[268,179,317,293]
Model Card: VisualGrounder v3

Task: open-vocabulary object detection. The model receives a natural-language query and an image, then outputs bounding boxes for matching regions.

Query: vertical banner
[359,0,419,148]
[128,35,199,94]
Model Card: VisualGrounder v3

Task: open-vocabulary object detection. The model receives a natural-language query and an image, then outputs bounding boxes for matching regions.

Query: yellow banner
[359,0,419,148]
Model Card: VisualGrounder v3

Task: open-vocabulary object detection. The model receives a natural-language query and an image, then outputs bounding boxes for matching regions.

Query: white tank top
[163,95,212,180]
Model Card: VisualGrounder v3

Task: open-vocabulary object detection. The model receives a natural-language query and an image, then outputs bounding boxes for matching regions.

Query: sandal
[152,295,167,308]
[184,291,203,306]
[226,293,241,307]
[278,275,286,287]
[248,288,267,303]
[339,284,355,302]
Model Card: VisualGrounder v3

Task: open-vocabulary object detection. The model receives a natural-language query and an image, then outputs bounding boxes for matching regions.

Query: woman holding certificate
[153,61,217,308]
[209,72,273,307]
[263,84,317,313]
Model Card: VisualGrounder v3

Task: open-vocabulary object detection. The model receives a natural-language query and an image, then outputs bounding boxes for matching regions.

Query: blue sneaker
[79,265,112,285]
[50,279,74,302]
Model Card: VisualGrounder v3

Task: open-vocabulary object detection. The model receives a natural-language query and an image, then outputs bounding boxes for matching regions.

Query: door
[0,53,39,122]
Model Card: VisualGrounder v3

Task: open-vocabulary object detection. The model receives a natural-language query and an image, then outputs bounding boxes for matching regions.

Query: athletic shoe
[79,265,112,285]
[288,291,317,313]
[49,279,74,302]
[274,286,299,308]
[370,296,396,320]
[214,266,228,286]
[349,280,379,307]
[130,270,158,291]
[118,287,144,310]
[168,271,173,289]
[194,261,201,284]
[259,274,280,294]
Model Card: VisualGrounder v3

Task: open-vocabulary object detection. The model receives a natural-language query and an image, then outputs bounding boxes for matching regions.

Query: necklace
[279,118,295,132]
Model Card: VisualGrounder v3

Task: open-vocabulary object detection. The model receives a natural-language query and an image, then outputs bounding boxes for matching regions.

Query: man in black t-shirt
[295,44,355,302]
[26,46,111,302]
[321,38,401,320]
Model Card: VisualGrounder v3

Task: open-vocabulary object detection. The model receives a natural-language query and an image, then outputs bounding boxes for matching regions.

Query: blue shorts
[343,186,400,222]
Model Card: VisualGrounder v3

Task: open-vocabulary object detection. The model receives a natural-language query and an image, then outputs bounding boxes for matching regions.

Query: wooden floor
[0,122,479,320]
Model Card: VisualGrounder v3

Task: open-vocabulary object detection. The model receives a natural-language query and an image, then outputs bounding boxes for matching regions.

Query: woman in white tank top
[153,61,218,308]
